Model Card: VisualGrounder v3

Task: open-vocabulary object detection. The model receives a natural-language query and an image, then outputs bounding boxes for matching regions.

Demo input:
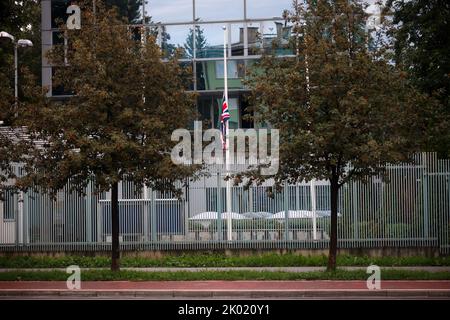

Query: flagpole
[223,26,232,241]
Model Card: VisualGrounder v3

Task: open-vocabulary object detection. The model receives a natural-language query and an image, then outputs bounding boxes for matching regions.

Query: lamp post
[0,31,33,115]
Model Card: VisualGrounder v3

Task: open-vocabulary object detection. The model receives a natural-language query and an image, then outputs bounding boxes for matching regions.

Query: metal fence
[1,153,449,253]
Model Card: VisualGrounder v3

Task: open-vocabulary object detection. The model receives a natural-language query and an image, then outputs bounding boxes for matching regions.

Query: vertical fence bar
[422,154,430,239]
[310,180,317,240]
[151,188,157,242]
[86,182,92,243]
[284,181,289,241]
[143,185,149,242]
[352,180,359,240]
[96,201,102,243]
[217,173,223,241]
[2,152,450,253]
[13,191,18,248]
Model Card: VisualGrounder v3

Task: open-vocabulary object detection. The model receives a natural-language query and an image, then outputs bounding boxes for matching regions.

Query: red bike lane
[1,280,450,291]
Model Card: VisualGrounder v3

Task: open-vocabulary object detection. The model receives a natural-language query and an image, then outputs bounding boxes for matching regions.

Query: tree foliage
[0,0,41,194]
[246,0,431,270]
[0,0,41,125]
[20,1,195,193]
[0,129,18,193]
[387,0,450,156]
[388,0,450,97]
[106,0,142,23]
[17,1,197,270]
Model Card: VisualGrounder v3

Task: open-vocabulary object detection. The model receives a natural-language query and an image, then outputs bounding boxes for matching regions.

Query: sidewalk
[1,280,450,299]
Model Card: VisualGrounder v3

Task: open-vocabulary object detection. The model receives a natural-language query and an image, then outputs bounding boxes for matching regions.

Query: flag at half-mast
[220,94,230,150]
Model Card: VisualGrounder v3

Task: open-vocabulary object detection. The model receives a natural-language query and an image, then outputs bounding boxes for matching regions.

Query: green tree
[158,25,177,57]
[0,0,41,196]
[387,0,450,156]
[184,25,208,58]
[0,128,18,196]
[246,0,430,271]
[106,0,142,23]
[387,0,450,97]
[17,1,196,271]
[184,25,208,90]
[0,0,41,125]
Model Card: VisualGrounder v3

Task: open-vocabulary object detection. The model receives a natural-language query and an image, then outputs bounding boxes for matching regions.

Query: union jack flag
[220,94,230,150]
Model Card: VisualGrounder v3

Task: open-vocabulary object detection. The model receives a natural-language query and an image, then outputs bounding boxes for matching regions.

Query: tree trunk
[327,175,339,272]
[111,181,120,272]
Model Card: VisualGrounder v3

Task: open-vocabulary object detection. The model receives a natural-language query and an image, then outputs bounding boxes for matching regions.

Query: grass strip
[1,254,450,269]
[1,269,450,281]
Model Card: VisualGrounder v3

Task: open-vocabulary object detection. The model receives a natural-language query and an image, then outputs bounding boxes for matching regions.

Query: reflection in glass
[158,25,191,59]
[179,62,194,91]
[195,0,244,21]
[215,61,244,79]
[183,26,208,59]
[226,97,240,129]
[195,23,247,58]
[52,67,74,96]
[196,23,227,58]
[197,93,253,129]
[210,95,240,129]
[197,95,216,127]
[51,0,70,28]
[52,31,65,45]
[196,61,207,90]
[230,24,245,56]
[146,0,193,23]
[247,20,294,56]
[246,0,292,19]
[196,60,245,91]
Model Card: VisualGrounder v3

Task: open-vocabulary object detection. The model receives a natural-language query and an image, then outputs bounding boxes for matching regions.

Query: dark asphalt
[1,280,450,299]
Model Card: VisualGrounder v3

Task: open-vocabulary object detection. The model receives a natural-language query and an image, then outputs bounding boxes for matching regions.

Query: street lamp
[0,31,33,115]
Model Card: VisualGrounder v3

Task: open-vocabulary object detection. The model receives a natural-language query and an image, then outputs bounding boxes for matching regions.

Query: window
[246,0,292,19]
[157,24,192,59]
[215,60,239,79]
[51,0,71,29]
[52,68,74,96]
[227,97,239,129]
[146,0,193,23]
[214,96,240,129]
[52,31,65,45]
[247,20,294,56]
[195,0,244,21]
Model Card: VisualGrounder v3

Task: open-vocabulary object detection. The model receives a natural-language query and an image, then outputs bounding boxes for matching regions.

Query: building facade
[41,0,298,129]
[0,1,447,253]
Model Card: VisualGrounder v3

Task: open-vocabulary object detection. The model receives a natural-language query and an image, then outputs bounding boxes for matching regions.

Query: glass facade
[146,0,296,128]
[51,0,70,29]
[45,0,297,127]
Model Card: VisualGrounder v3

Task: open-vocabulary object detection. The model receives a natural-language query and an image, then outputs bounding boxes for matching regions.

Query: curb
[1,289,449,299]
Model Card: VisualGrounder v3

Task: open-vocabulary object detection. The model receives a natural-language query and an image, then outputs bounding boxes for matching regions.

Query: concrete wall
[0,247,442,258]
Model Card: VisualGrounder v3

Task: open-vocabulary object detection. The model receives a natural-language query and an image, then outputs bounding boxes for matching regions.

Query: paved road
[1,280,449,299]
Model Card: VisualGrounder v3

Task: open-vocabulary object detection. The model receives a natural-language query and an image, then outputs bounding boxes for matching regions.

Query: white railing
[0,153,449,253]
